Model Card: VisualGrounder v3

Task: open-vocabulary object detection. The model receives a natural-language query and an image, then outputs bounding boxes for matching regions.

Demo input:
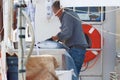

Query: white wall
[35,0,60,42]
[102,7,116,80]
[116,8,120,56]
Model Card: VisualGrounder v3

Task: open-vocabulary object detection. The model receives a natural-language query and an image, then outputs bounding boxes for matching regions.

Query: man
[51,1,88,80]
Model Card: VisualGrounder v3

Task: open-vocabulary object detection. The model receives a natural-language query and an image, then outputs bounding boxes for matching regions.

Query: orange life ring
[82,24,101,63]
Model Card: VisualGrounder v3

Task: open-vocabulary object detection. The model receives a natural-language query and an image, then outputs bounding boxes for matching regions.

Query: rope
[65,7,120,14]
[87,54,101,69]
[81,54,101,71]
[63,8,120,37]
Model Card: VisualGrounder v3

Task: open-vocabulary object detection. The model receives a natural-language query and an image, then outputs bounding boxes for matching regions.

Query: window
[66,7,105,22]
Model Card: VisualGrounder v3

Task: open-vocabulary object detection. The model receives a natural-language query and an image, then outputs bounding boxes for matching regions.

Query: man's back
[60,9,88,47]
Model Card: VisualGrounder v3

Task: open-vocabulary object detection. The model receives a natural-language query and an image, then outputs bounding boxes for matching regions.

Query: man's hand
[52,36,59,41]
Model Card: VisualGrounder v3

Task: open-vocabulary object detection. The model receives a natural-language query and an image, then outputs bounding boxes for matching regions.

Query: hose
[22,10,35,65]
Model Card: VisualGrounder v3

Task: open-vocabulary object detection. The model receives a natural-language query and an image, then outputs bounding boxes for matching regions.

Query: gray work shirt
[57,9,88,48]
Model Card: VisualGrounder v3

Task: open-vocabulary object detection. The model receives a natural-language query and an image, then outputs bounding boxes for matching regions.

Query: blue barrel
[7,57,18,80]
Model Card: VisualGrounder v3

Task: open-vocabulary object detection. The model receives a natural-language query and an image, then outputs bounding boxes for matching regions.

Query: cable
[64,9,120,37]
[80,53,101,72]
[87,54,101,69]
[81,62,89,72]
[22,10,35,65]
[103,30,120,37]
[65,7,120,15]
[51,7,120,37]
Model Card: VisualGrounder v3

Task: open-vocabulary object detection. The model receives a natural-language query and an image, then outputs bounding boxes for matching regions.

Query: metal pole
[100,7,104,80]
[17,0,26,80]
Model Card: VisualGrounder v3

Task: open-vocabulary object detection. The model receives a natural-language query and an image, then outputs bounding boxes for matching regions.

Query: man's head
[52,1,62,17]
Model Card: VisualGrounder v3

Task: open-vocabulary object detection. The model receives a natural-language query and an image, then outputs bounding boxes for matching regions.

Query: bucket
[56,70,73,80]
[7,56,18,80]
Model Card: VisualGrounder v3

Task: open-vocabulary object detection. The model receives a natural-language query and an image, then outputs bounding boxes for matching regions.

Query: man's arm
[53,14,74,41]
